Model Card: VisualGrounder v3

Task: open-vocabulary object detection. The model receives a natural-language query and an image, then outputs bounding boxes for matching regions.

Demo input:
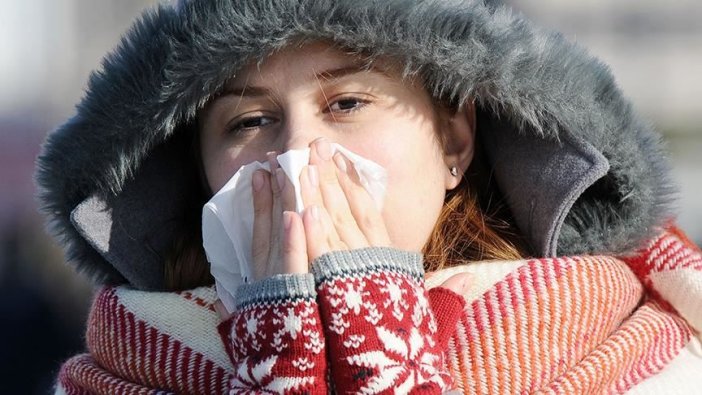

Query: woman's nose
[278,113,328,152]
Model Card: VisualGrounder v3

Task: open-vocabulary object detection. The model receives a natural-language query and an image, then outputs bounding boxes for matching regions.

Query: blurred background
[0,0,700,392]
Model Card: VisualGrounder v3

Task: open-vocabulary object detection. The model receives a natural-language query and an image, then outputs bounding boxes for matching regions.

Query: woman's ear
[441,100,476,190]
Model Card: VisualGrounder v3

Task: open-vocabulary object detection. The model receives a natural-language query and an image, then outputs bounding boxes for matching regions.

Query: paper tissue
[202,144,387,312]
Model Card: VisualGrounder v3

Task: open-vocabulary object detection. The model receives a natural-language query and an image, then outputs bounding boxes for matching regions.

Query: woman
[36,0,702,394]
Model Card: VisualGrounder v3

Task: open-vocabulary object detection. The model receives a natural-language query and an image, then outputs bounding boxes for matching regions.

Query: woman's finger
[300,164,341,247]
[439,272,473,295]
[282,211,308,274]
[332,152,391,247]
[251,169,272,281]
[265,154,286,279]
[303,204,333,261]
[276,168,297,213]
[268,156,301,274]
[309,138,368,250]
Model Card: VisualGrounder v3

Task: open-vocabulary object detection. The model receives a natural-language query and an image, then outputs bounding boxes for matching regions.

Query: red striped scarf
[57,226,701,394]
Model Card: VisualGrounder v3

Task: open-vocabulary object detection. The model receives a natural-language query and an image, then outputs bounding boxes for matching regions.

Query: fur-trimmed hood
[35,0,675,290]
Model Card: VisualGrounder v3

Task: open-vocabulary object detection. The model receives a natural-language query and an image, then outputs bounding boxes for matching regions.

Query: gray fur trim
[34,0,676,288]
[311,247,424,284]
[235,273,316,309]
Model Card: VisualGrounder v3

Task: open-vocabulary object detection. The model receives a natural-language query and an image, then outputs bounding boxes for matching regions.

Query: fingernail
[333,153,347,173]
[275,168,286,191]
[267,151,278,169]
[253,171,264,192]
[283,211,293,230]
[315,138,332,161]
[308,165,319,187]
[310,205,319,220]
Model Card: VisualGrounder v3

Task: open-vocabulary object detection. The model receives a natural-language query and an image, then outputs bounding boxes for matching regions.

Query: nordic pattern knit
[56,226,702,394]
[218,248,456,393]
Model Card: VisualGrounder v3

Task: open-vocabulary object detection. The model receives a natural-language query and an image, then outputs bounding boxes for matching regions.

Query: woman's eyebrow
[214,85,271,100]
[209,83,282,110]
[315,64,391,82]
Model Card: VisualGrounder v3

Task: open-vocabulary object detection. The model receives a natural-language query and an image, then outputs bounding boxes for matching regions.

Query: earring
[450,166,458,177]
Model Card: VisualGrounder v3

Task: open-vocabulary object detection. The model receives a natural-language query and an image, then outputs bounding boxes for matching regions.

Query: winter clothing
[56,227,702,394]
[58,248,465,394]
[36,0,701,394]
[222,248,455,393]
[431,225,702,394]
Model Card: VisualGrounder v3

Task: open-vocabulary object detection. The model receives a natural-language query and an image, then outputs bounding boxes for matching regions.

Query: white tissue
[202,144,387,313]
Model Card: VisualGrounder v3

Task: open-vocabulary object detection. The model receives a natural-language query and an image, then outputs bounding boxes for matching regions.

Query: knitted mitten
[218,274,328,394]
[427,287,466,352]
[312,247,455,394]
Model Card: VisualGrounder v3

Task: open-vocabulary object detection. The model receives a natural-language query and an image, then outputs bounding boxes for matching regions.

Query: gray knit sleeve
[310,246,425,283]
[234,273,316,310]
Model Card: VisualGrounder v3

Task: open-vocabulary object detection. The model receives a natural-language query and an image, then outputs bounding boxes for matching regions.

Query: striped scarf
[57,227,701,394]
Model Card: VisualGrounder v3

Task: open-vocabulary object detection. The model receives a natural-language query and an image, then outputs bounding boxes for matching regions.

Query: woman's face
[199,42,473,252]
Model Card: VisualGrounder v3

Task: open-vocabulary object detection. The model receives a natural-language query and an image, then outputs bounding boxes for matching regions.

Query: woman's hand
[249,137,393,281]
[297,137,392,261]
[247,152,307,281]
[214,137,471,320]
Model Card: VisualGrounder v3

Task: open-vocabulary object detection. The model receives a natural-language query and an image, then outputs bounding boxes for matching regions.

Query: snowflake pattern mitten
[218,274,328,394]
[312,247,453,394]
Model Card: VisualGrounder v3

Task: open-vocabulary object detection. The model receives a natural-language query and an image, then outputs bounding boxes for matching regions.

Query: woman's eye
[327,97,368,113]
[229,115,276,133]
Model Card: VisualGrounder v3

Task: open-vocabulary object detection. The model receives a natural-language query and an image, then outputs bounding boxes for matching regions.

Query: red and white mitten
[312,247,458,394]
[218,274,328,394]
